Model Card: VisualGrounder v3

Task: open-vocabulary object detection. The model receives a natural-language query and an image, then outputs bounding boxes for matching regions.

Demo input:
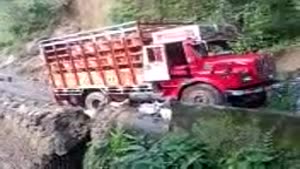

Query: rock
[52,21,81,37]
[0,55,16,69]
[90,104,170,141]
[109,99,130,107]
[26,39,40,56]
[84,109,97,118]
[138,103,160,115]
[0,90,90,169]
[159,108,172,121]
[40,108,90,155]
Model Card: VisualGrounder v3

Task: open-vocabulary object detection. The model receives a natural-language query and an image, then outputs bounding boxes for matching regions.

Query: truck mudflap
[226,81,281,96]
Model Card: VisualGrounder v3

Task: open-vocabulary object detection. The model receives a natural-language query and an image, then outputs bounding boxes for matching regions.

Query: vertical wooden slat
[42,48,57,88]
[107,36,123,86]
[93,39,108,86]
[136,21,146,68]
[122,36,137,85]
[79,42,94,85]
[137,21,145,42]
[67,43,80,86]
[54,46,67,88]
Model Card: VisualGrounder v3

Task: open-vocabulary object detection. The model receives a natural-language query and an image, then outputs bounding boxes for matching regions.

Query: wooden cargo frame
[40,21,191,90]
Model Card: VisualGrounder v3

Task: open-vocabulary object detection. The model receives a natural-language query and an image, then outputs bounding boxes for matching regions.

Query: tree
[110,0,300,51]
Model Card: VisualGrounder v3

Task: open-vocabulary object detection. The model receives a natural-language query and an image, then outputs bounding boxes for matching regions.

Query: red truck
[40,21,276,109]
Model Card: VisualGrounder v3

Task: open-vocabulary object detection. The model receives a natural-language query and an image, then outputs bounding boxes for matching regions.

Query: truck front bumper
[226,81,281,96]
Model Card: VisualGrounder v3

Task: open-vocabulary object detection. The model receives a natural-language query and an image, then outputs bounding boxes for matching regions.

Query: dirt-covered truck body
[40,21,276,109]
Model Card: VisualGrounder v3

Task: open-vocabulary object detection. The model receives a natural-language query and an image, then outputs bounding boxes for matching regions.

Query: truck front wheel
[180,84,224,105]
[85,92,108,110]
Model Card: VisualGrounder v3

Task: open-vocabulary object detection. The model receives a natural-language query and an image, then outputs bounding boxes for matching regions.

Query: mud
[276,46,300,72]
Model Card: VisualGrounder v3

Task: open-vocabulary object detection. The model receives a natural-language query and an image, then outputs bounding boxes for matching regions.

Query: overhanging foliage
[110,0,300,51]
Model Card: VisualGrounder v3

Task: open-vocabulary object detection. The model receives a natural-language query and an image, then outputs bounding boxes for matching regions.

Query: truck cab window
[165,42,187,66]
[192,43,208,57]
[147,47,163,62]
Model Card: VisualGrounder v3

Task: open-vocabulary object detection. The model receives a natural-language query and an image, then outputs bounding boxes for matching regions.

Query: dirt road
[0,70,52,102]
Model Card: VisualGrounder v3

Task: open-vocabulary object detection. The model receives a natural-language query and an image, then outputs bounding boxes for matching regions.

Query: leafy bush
[0,0,66,47]
[224,147,287,169]
[84,128,213,169]
[110,0,300,51]
[115,134,213,169]
[191,114,262,157]
[83,127,135,169]
[223,130,288,169]
[84,117,300,169]
[267,82,297,111]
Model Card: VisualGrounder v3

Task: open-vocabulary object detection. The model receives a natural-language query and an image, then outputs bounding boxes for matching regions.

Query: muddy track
[0,71,52,103]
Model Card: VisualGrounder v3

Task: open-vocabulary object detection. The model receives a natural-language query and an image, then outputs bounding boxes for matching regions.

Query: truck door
[143,45,170,82]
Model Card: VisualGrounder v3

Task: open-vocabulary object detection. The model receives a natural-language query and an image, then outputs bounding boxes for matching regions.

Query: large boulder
[0,91,90,169]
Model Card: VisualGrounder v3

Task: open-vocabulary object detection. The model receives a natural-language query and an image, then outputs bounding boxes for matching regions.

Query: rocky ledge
[0,90,90,169]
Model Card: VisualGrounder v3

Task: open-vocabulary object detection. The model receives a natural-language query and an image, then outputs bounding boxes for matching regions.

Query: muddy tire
[180,84,224,105]
[85,92,108,110]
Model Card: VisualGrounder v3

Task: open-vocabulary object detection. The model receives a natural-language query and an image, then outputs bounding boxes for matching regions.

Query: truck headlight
[241,72,252,82]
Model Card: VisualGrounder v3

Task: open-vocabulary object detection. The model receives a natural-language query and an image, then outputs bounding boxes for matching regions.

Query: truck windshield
[192,43,208,56]
[207,41,233,56]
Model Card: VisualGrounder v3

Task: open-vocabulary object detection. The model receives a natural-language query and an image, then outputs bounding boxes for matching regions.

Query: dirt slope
[276,46,300,72]
[72,0,114,28]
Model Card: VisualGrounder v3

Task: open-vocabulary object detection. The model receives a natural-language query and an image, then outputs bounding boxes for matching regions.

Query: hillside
[0,0,114,81]
[0,0,299,80]
[0,1,300,169]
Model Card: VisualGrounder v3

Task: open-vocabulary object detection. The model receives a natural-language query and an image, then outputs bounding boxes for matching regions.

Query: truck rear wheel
[85,92,108,110]
[180,84,224,105]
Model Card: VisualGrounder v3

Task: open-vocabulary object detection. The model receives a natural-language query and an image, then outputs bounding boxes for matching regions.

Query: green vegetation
[267,83,296,111]
[110,0,300,52]
[0,0,299,52]
[0,0,66,47]
[84,114,300,169]
[84,105,300,168]
[0,1,298,167]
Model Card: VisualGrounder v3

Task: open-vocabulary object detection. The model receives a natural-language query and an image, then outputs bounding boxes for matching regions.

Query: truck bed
[40,21,190,91]
[40,22,146,90]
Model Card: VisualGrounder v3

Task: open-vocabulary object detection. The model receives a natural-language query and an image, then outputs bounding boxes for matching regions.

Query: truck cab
[40,21,276,109]
[143,25,275,106]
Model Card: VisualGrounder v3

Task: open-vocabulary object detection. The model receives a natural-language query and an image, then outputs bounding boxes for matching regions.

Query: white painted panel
[143,45,170,82]
[152,25,201,44]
